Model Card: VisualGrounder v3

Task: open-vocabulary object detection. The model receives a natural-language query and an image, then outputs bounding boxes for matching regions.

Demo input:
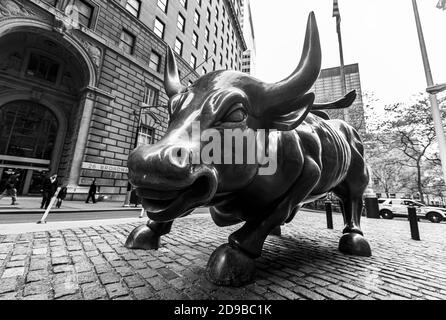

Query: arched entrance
[0,22,97,194]
[0,101,59,195]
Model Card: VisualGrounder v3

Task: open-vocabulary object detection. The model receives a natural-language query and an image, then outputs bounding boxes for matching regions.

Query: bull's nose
[128,144,195,188]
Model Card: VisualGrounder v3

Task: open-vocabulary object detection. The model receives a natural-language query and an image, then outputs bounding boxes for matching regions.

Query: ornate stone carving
[0,0,35,17]
[79,39,102,69]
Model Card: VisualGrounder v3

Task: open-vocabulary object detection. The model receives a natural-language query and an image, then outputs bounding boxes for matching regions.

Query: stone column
[67,90,96,191]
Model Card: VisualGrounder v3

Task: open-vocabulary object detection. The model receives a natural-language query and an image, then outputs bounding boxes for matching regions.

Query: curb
[0,207,142,214]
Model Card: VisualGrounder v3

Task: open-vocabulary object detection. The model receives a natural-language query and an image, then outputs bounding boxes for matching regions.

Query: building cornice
[224,0,247,51]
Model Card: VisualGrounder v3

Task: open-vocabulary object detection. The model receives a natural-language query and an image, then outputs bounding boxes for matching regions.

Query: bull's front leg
[206,158,321,287]
[125,220,173,250]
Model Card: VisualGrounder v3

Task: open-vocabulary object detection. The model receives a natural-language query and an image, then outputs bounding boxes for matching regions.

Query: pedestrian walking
[40,174,58,209]
[56,186,67,208]
[85,178,97,204]
[0,173,19,205]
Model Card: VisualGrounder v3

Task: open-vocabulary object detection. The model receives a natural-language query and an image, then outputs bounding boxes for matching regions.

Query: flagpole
[412,0,446,185]
[334,1,349,122]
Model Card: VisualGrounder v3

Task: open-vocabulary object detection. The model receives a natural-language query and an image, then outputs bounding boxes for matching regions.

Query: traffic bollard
[408,206,420,241]
[325,201,333,229]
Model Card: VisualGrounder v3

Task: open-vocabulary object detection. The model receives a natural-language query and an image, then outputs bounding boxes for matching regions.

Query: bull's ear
[260,93,315,131]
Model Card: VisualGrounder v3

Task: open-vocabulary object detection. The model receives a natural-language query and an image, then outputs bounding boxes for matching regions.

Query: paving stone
[23,281,51,297]
[123,275,146,288]
[105,283,129,299]
[26,270,48,283]
[0,277,18,293]
[132,286,156,300]
[23,294,50,300]
[99,272,121,285]
[53,283,79,299]
[81,282,107,300]
[2,267,25,278]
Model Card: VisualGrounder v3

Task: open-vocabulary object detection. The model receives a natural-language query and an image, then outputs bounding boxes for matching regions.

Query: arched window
[0,101,58,160]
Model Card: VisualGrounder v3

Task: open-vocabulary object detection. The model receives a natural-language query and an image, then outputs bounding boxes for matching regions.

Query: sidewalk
[0,196,141,214]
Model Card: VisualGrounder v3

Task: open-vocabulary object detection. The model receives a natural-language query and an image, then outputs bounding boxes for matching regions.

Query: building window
[174,38,183,55]
[157,0,168,13]
[196,0,201,6]
[138,125,155,146]
[214,23,218,37]
[190,54,196,69]
[203,47,208,61]
[26,53,60,83]
[194,10,200,27]
[154,18,165,39]
[222,5,225,18]
[125,0,141,17]
[192,32,198,49]
[219,53,223,65]
[149,51,161,72]
[212,60,216,71]
[205,27,210,42]
[212,41,217,54]
[119,30,135,54]
[206,8,211,23]
[143,85,159,105]
[74,0,94,27]
[177,13,185,32]
[215,7,219,20]
[202,67,207,75]
[180,0,187,9]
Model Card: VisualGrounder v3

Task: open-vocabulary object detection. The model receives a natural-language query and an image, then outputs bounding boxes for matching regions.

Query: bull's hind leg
[125,220,173,250]
[334,163,371,257]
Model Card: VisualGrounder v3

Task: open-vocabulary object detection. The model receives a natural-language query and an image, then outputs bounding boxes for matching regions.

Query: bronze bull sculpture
[125,12,371,287]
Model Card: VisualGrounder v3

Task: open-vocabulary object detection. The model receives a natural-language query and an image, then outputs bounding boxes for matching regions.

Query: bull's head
[128,12,321,222]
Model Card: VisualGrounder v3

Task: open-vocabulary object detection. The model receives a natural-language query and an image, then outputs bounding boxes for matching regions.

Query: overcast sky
[250,0,446,106]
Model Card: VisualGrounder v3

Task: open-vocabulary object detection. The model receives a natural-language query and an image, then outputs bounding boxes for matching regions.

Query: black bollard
[325,201,333,229]
[408,206,420,241]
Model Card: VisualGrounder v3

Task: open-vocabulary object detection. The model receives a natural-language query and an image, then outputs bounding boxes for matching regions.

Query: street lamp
[122,103,167,207]
[426,83,446,95]
[412,0,446,185]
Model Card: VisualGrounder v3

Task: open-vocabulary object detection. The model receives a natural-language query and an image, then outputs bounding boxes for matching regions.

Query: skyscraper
[312,63,366,134]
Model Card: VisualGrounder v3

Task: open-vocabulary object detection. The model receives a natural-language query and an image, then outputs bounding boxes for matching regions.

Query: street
[0,210,141,224]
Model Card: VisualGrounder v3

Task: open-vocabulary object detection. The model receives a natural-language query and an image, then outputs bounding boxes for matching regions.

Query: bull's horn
[164,46,185,98]
[258,12,321,114]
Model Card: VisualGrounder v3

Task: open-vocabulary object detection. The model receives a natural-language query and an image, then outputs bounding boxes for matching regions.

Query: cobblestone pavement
[1,210,446,300]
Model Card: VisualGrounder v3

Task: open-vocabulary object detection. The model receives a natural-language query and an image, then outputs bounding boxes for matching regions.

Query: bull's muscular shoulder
[293,116,324,166]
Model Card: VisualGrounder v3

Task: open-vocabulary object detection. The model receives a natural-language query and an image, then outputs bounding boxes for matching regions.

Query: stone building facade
[0,0,246,200]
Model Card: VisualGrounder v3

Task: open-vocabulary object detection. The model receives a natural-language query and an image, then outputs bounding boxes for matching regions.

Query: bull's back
[295,116,355,194]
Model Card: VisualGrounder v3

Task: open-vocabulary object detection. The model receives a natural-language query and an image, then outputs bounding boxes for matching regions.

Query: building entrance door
[0,100,57,195]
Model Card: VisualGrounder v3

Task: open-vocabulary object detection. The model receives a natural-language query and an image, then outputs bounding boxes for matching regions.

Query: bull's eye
[222,104,246,123]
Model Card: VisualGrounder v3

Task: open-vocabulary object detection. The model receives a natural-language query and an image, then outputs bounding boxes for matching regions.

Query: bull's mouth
[135,168,218,222]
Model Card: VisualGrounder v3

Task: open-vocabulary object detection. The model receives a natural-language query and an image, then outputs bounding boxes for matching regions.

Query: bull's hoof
[338,233,372,257]
[124,225,160,250]
[206,244,255,287]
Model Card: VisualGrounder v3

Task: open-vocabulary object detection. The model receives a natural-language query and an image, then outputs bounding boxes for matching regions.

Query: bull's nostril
[168,146,191,169]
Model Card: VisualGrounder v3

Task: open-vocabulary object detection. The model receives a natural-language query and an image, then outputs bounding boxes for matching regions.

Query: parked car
[378,198,446,223]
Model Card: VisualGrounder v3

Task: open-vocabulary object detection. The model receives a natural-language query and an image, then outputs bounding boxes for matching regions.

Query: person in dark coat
[85,178,97,204]
[40,174,58,209]
[0,174,19,205]
[56,186,67,208]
